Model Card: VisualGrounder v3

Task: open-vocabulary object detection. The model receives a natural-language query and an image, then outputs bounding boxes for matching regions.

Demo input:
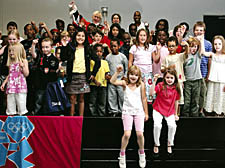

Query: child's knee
[136,131,144,139]
[70,95,77,104]
[154,122,162,129]
[168,123,176,130]
[123,132,131,140]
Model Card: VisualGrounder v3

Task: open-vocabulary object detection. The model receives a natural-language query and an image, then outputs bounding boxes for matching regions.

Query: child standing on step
[204,35,225,116]
[150,67,180,157]
[1,43,29,115]
[110,65,149,168]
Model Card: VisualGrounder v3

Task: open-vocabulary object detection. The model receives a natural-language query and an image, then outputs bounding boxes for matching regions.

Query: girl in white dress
[204,35,225,116]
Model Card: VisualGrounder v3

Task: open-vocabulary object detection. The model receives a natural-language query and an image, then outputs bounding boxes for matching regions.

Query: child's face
[190,44,198,55]
[138,30,147,44]
[129,25,137,37]
[214,38,223,53]
[76,31,85,45]
[9,47,15,59]
[25,25,35,39]
[96,46,103,58]
[158,21,166,30]
[7,26,16,32]
[8,34,19,45]
[129,71,139,84]
[52,31,60,41]
[112,26,119,37]
[93,33,103,43]
[55,48,61,60]
[67,25,76,37]
[175,28,182,38]
[194,26,205,37]
[123,34,131,46]
[42,41,52,55]
[112,15,120,24]
[167,41,177,55]
[165,73,175,86]
[157,31,167,45]
[61,35,70,42]
[110,41,119,54]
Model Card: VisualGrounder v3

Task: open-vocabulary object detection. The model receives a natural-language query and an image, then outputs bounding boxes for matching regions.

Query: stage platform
[81,117,225,168]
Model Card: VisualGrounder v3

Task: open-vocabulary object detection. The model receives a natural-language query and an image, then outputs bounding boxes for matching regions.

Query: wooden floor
[81,117,225,168]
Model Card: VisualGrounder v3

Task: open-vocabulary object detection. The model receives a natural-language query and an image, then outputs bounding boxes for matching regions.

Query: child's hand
[175,115,179,121]
[31,21,36,26]
[116,65,123,73]
[95,81,101,87]
[0,83,5,91]
[150,30,155,36]
[196,34,204,41]
[153,74,160,82]
[145,114,149,122]
[156,42,162,51]
[19,61,24,69]
[39,22,47,29]
[32,39,39,45]
[69,1,76,9]
[89,75,95,81]
[102,43,108,48]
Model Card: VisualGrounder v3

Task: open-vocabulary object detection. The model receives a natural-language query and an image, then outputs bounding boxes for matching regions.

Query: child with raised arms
[110,65,148,168]
[150,67,180,157]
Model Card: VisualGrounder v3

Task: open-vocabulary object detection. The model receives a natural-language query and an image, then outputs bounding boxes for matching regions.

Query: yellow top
[90,60,110,87]
[72,47,86,73]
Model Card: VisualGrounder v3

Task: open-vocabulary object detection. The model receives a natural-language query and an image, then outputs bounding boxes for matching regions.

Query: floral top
[6,63,27,94]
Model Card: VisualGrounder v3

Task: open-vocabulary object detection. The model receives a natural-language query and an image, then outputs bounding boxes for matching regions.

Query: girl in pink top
[0,43,29,115]
[129,28,160,103]
[150,67,180,157]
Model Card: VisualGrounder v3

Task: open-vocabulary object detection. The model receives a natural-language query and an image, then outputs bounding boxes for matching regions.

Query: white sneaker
[139,152,146,168]
[118,154,126,168]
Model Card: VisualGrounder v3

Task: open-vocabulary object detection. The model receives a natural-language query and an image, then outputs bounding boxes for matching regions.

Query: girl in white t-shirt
[129,28,160,103]
[204,35,225,116]
[110,65,148,168]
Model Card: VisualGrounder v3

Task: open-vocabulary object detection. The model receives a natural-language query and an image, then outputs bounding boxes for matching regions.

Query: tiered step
[81,117,225,168]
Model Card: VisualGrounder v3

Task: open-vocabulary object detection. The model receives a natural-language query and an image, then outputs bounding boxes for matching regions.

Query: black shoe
[167,146,174,158]
[153,146,159,158]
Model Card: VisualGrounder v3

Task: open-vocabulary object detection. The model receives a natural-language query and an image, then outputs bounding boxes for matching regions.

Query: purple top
[6,63,27,94]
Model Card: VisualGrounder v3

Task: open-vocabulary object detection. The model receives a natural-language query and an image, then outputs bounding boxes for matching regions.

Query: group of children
[1,3,225,167]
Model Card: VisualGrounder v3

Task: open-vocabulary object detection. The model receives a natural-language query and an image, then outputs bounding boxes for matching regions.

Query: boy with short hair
[31,38,59,114]
[182,37,206,117]
[161,36,189,112]
[106,38,128,116]
[119,32,131,60]
[89,43,110,116]
[193,21,212,115]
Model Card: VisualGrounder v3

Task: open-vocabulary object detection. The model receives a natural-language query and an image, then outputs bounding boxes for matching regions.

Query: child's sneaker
[138,152,146,168]
[118,154,126,168]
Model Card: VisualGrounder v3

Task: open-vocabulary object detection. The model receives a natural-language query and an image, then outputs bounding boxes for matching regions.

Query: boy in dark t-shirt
[31,38,59,115]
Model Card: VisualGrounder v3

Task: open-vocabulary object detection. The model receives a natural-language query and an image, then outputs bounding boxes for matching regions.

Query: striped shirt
[200,39,212,78]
